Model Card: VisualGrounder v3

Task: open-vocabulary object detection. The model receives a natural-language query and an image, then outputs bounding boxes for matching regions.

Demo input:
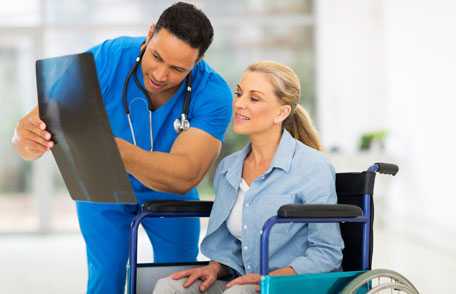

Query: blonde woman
[153,61,344,294]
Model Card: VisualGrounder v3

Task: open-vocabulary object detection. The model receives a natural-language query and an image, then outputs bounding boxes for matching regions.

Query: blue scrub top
[89,36,232,203]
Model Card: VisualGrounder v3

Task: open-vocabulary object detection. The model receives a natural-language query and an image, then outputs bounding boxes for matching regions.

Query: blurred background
[1,0,455,293]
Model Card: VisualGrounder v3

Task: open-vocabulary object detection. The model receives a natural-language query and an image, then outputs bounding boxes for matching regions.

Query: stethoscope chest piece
[173,113,190,133]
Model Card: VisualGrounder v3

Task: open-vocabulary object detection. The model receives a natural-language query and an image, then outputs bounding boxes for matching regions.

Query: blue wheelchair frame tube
[129,210,209,294]
[361,193,371,270]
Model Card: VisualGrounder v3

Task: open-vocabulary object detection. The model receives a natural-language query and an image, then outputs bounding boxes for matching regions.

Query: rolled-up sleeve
[289,162,344,274]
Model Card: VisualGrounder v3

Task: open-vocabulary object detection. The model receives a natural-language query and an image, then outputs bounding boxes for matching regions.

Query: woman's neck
[247,128,282,166]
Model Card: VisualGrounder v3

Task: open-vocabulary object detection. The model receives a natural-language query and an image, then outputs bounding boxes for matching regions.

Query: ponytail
[246,61,322,151]
[284,104,322,151]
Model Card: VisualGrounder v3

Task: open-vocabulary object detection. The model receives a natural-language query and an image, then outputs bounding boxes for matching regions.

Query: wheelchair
[128,163,419,294]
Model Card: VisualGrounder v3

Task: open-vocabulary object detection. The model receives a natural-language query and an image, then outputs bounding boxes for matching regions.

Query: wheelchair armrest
[142,200,213,215]
[277,204,363,218]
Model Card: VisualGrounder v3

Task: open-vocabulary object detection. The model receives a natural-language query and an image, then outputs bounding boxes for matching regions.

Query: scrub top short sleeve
[189,73,233,142]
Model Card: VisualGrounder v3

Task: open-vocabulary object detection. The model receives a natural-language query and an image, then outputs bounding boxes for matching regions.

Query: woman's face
[232,71,290,135]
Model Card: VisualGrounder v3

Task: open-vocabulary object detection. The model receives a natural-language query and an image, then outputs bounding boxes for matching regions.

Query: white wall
[316,0,387,153]
[383,0,456,250]
[316,0,456,253]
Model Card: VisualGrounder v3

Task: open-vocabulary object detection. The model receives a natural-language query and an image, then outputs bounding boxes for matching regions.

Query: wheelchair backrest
[336,171,376,271]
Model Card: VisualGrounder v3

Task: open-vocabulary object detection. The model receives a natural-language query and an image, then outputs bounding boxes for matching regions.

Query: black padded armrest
[142,200,213,215]
[278,204,363,218]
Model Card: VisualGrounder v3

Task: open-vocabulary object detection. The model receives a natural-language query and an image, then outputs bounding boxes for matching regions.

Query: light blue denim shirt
[200,130,344,275]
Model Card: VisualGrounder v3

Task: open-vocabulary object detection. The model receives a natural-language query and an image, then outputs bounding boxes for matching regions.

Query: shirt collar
[222,129,297,189]
[223,143,250,189]
[270,129,296,173]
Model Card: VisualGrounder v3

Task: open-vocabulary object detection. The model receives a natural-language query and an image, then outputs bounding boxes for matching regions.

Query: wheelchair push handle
[369,162,399,176]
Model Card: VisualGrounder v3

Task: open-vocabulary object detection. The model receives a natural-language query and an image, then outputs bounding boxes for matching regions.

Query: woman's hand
[225,266,296,292]
[269,266,296,276]
[170,262,224,292]
[225,273,261,291]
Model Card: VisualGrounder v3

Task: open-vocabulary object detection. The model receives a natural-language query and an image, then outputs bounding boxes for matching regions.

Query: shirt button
[247,265,251,270]
[259,230,263,235]
[243,225,247,229]
[245,203,250,208]
[244,246,248,250]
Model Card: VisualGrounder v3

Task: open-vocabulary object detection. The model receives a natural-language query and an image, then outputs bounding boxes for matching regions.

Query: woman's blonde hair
[246,61,322,151]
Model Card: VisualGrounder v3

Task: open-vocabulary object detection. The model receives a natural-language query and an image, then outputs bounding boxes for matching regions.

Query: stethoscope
[121,42,192,151]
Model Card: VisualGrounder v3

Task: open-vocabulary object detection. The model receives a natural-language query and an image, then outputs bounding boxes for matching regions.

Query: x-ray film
[36,52,136,204]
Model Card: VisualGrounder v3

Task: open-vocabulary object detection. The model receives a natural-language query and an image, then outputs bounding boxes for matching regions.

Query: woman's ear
[274,105,292,124]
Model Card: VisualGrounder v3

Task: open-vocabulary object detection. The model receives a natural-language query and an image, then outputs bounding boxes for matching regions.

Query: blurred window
[0,0,314,233]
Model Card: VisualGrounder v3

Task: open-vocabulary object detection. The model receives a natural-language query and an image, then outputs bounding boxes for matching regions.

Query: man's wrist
[121,142,140,172]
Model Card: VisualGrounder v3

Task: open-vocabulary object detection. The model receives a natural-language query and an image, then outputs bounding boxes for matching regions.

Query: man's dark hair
[155,2,214,58]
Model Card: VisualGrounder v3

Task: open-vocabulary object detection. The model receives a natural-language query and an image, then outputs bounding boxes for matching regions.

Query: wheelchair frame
[259,163,383,276]
[128,163,417,294]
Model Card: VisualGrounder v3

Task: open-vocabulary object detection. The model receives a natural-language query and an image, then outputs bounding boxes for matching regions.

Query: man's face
[141,28,200,97]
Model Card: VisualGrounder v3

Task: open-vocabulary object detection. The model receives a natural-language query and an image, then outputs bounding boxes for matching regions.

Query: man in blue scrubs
[12,3,232,293]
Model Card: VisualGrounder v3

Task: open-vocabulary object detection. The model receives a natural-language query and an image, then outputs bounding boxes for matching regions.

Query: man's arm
[115,127,221,194]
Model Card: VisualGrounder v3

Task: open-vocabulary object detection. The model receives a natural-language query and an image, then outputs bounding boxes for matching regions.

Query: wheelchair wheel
[341,269,419,294]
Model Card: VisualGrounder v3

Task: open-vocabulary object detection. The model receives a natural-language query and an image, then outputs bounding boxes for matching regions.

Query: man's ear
[274,105,292,125]
[140,24,155,52]
[143,23,156,47]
